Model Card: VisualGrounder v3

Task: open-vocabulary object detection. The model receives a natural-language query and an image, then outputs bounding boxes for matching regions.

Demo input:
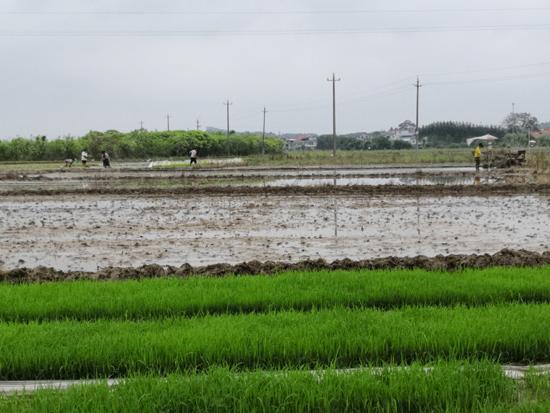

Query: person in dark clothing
[101,151,111,168]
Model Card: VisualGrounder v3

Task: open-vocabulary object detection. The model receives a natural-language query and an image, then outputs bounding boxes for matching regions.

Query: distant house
[284,134,318,151]
[531,128,550,139]
[388,120,417,144]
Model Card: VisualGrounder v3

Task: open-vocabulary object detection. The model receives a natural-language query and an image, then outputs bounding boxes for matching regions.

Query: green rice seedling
[480,371,550,412]
[1,267,549,322]
[1,304,550,379]
[0,362,514,413]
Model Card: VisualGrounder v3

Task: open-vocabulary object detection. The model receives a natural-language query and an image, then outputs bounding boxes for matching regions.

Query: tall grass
[1,267,549,322]
[528,148,550,172]
[1,304,550,379]
[0,362,515,413]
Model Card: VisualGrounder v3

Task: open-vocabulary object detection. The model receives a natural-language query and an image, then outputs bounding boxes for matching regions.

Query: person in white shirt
[81,150,89,167]
[189,149,198,165]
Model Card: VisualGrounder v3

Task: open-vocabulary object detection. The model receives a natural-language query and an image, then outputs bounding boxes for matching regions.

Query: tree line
[316,135,413,151]
[420,122,507,147]
[0,130,285,161]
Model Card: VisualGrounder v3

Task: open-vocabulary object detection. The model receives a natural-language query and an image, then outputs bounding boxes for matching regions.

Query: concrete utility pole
[327,73,341,157]
[223,101,232,138]
[196,118,201,130]
[512,102,516,135]
[166,114,171,131]
[414,76,422,151]
[140,120,144,131]
[262,107,267,156]
[224,101,233,156]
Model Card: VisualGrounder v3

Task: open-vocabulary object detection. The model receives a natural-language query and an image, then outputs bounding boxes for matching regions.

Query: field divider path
[2,249,550,283]
[1,365,549,394]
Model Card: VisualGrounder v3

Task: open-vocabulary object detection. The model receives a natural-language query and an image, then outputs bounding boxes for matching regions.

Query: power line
[420,60,550,78]
[270,84,411,114]
[1,24,549,37]
[207,67,549,124]
[425,70,550,86]
[2,8,550,15]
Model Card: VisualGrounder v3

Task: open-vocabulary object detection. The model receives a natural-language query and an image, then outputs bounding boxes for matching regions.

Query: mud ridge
[2,249,549,283]
[0,171,477,182]
[2,183,550,197]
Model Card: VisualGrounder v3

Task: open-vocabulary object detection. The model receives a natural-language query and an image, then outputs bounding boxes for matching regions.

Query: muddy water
[1,194,548,272]
[0,175,496,192]
[1,166,476,181]
[262,175,497,187]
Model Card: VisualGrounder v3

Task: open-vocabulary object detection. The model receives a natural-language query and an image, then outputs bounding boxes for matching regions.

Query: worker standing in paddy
[80,149,89,167]
[473,142,483,172]
[189,148,198,165]
[101,151,111,168]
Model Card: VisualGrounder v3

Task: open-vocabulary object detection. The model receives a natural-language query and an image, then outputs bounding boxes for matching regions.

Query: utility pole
[512,102,516,135]
[166,114,170,131]
[223,101,232,138]
[196,118,201,131]
[414,76,423,151]
[327,73,341,157]
[140,120,144,131]
[224,100,233,156]
[262,106,267,156]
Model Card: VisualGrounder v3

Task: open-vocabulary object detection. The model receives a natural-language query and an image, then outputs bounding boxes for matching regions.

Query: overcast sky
[0,0,549,138]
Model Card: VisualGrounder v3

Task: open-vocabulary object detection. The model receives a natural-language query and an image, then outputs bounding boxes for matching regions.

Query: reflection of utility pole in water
[333,172,338,238]
[415,195,421,246]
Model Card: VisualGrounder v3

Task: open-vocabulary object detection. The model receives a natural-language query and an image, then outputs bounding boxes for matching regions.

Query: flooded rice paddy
[1,193,548,272]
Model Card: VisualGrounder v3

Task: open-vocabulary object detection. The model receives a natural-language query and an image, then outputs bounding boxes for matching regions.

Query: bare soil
[1,193,548,273]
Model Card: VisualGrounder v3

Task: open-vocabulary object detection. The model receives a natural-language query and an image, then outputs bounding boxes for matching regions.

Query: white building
[388,121,417,145]
[284,134,318,151]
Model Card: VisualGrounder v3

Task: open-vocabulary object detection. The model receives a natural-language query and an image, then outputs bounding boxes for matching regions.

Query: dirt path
[0,365,548,394]
[1,193,548,273]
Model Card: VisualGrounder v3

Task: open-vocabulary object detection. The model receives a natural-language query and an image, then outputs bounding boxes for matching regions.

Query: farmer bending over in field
[473,143,483,172]
[63,158,74,167]
[189,149,198,165]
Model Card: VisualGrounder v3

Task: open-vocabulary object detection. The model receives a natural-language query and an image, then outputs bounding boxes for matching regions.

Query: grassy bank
[245,149,473,167]
[1,267,550,322]
[0,362,518,413]
[1,304,550,379]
